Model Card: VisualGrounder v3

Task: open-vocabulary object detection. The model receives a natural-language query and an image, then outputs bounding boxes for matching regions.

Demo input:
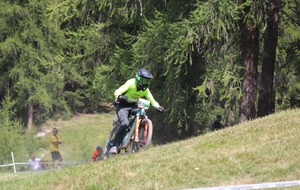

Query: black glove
[156,106,165,113]
[118,95,129,104]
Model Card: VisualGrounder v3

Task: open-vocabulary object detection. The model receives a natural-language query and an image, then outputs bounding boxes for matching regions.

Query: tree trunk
[27,101,33,130]
[257,0,280,117]
[239,6,259,123]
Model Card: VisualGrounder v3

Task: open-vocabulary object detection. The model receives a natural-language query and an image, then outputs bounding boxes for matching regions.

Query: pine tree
[0,0,68,128]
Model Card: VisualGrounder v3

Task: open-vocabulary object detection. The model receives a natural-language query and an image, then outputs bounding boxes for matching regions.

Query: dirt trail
[36,129,52,137]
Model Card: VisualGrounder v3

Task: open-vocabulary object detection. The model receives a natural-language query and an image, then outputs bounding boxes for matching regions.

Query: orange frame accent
[134,117,141,142]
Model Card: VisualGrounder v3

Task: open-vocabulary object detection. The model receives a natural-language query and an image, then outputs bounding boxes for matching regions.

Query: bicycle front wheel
[130,118,153,153]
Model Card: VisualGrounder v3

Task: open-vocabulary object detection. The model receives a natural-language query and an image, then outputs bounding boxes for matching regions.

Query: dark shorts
[51,151,62,160]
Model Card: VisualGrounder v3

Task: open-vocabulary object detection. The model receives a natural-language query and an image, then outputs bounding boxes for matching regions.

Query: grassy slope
[0,109,300,190]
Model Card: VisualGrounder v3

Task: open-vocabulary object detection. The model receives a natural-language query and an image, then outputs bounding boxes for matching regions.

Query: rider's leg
[110,106,131,152]
[110,124,127,154]
[113,124,127,146]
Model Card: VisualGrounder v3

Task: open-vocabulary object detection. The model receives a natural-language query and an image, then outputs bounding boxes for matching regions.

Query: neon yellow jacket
[114,78,160,108]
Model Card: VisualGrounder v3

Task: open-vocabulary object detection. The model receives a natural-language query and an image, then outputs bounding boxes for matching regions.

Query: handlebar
[116,96,165,113]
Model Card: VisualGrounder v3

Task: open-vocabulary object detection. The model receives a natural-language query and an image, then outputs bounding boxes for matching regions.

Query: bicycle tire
[130,118,153,153]
[103,125,118,159]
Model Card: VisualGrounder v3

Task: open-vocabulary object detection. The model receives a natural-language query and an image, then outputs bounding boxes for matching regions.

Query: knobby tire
[130,118,153,153]
[103,125,118,159]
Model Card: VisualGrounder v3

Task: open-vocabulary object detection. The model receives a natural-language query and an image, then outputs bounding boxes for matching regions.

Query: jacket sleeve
[145,90,160,108]
[114,80,131,99]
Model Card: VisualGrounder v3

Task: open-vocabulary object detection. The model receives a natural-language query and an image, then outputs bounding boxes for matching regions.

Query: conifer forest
[0,0,299,157]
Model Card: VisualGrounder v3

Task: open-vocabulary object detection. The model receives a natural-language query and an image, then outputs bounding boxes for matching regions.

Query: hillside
[0,109,300,190]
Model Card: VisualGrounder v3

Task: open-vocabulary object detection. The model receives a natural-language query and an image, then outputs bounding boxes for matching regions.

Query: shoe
[139,141,145,147]
[109,146,118,154]
[57,166,61,170]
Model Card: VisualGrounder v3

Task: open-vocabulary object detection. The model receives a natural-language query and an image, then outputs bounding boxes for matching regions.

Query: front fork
[134,116,148,142]
[134,116,141,142]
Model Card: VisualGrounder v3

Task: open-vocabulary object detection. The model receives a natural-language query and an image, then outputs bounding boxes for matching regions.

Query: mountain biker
[109,68,165,154]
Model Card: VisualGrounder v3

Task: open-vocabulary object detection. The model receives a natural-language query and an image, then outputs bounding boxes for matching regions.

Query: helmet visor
[139,77,151,85]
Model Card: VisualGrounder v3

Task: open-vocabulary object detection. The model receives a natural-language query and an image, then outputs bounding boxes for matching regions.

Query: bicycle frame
[121,100,149,149]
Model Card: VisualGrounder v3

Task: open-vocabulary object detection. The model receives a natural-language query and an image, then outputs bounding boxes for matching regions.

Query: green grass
[0,109,300,190]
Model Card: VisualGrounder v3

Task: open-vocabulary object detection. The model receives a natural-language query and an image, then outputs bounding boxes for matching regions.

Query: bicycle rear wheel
[103,125,118,159]
[130,118,153,153]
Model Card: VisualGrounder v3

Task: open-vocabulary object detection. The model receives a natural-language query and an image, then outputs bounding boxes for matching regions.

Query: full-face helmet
[135,68,153,91]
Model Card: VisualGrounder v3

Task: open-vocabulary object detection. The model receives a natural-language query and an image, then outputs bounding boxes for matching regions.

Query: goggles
[136,75,151,85]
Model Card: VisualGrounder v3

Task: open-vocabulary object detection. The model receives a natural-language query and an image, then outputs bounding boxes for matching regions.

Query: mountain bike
[103,98,155,159]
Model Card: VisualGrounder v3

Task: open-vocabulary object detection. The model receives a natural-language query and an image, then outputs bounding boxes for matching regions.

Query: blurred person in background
[27,153,41,171]
[91,145,103,162]
[50,128,63,169]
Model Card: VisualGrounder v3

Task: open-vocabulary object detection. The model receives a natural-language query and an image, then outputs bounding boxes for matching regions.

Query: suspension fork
[134,115,141,142]
[134,116,149,143]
